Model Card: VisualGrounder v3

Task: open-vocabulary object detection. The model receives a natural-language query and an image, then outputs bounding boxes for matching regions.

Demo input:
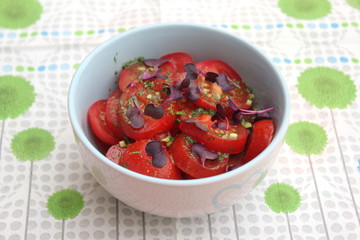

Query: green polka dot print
[0,75,36,120]
[11,128,55,161]
[347,0,360,10]
[278,0,331,20]
[297,67,357,109]
[0,0,43,29]
[285,121,328,155]
[46,189,85,220]
[265,183,301,213]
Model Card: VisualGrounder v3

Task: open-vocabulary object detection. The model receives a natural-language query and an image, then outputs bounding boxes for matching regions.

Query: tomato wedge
[194,60,251,112]
[118,59,176,93]
[106,144,127,165]
[243,119,274,162]
[120,140,182,179]
[179,114,248,154]
[105,89,125,138]
[169,134,229,178]
[118,83,177,140]
[88,100,122,145]
[160,52,194,84]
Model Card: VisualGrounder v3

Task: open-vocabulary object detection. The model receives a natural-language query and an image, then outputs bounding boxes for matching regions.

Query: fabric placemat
[0,0,359,239]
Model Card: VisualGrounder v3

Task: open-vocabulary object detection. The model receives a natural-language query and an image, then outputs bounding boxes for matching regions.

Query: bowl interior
[68,23,289,183]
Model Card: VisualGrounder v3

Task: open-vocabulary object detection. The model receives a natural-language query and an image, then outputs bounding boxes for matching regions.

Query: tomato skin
[106,144,126,165]
[179,115,248,154]
[120,140,182,179]
[118,83,177,140]
[105,89,125,138]
[118,62,144,92]
[161,52,194,73]
[194,60,251,111]
[243,119,274,162]
[169,134,228,178]
[88,100,122,145]
[118,60,175,93]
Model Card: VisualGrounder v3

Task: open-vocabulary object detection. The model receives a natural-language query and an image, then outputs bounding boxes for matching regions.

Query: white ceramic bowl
[68,23,290,218]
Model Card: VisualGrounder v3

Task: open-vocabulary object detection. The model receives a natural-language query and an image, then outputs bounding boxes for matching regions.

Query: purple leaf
[212,121,228,130]
[162,85,184,106]
[145,141,163,156]
[179,79,190,90]
[215,73,235,92]
[205,72,218,83]
[141,68,167,80]
[127,82,136,88]
[191,142,218,167]
[215,104,226,119]
[228,97,274,125]
[144,104,164,119]
[145,141,168,168]
[183,119,208,132]
[126,98,144,128]
[211,104,229,130]
[185,83,200,102]
[144,58,169,68]
[184,63,199,81]
[228,98,239,111]
[126,107,144,129]
[152,152,168,168]
[232,110,243,125]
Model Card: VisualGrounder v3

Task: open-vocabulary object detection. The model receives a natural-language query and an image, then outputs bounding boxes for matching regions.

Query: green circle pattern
[285,121,328,155]
[11,128,55,161]
[265,182,301,213]
[46,189,85,220]
[0,0,43,29]
[297,67,357,109]
[278,0,332,20]
[0,75,36,120]
[347,0,360,10]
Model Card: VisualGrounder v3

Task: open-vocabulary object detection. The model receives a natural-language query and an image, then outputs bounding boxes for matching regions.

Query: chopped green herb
[175,119,181,123]
[169,107,175,116]
[114,71,118,76]
[130,151,140,154]
[122,56,145,69]
[185,135,195,144]
[190,107,216,118]
[229,147,234,151]
[162,87,171,95]
[138,90,145,96]
[176,111,186,116]
[166,71,172,76]
[113,52,118,63]
[144,81,154,89]
[246,87,253,93]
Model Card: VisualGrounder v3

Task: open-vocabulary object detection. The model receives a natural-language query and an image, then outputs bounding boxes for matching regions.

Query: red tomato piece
[169,134,229,178]
[105,89,125,138]
[161,52,194,73]
[175,100,198,121]
[118,61,175,93]
[243,119,274,162]
[88,100,122,145]
[120,140,182,179]
[194,60,251,112]
[106,144,127,165]
[179,114,248,154]
[118,83,177,140]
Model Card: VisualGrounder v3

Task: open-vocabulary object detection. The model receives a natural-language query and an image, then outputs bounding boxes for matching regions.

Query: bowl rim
[68,22,290,187]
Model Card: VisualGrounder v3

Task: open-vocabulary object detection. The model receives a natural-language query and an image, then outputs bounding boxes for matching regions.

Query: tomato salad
[88,52,275,180]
